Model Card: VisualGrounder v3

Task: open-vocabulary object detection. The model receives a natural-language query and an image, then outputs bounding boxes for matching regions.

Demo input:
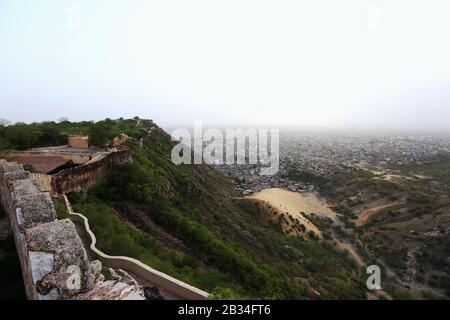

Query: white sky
[1,0,450,130]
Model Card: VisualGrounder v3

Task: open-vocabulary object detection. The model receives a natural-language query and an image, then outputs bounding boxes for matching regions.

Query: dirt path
[353,202,404,226]
[334,237,365,267]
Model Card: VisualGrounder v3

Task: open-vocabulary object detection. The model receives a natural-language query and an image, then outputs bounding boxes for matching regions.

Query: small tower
[68,134,90,149]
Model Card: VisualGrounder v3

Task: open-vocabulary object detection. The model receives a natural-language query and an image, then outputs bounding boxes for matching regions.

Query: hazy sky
[1,0,450,130]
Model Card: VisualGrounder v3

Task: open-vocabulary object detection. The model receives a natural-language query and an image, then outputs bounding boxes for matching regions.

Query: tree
[88,121,117,148]
[0,119,10,141]
[0,119,10,127]
[0,137,10,159]
[39,124,65,146]
[5,125,39,150]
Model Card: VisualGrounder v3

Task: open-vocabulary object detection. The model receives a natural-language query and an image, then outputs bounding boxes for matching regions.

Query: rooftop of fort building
[15,155,71,174]
[7,135,105,174]
[7,133,132,175]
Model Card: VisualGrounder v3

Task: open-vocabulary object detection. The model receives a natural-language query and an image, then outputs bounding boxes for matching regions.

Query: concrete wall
[0,160,95,300]
[52,150,132,194]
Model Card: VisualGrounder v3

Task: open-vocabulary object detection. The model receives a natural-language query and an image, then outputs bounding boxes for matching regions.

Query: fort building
[68,134,90,149]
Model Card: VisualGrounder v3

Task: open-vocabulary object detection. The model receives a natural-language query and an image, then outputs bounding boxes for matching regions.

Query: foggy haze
[1,0,450,131]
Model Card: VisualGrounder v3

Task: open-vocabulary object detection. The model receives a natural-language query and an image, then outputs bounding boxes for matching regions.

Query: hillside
[285,161,450,298]
[67,121,369,299]
[3,118,403,299]
[4,118,450,299]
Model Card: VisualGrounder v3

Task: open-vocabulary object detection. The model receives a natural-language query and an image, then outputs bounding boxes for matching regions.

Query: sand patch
[357,165,417,182]
[381,174,414,182]
[245,188,339,239]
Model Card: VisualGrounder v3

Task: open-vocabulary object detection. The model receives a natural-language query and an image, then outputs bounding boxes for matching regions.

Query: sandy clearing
[245,188,339,238]
[246,188,338,220]
[357,165,418,182]
[381,174,415,181]
[413,174,431,180]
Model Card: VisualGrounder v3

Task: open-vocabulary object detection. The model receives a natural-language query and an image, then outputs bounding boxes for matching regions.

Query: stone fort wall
[51,149,132,194]
[0,160,96,299]
[0,158,208,300]
[0,160,146,300]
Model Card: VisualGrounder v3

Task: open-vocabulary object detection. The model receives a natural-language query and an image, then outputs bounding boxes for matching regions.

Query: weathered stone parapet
[0,159,145,300]
[3,170,31,183]
[26,220,95,298]
[51,149,132,194]
[0,161,93,299]
[30,173,52,192]
[15,193,57,229]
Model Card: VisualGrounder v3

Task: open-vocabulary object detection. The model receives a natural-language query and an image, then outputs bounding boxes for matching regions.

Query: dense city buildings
[217,131,450,194]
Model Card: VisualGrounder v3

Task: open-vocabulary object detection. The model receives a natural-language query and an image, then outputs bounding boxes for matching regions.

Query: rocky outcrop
[111,134,130,148]
[0,160,144,300]
[74,264,145,300]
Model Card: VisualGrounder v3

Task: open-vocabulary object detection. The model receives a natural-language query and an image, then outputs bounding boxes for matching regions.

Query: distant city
[217,131,450,195]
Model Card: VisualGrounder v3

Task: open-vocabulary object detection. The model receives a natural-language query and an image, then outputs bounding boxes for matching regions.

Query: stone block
[15,193,57,228]
[29,251,54,285]
[10,179,40,197]
[0,163,24,173]
[3,171,31,183]
[26,219,94,299]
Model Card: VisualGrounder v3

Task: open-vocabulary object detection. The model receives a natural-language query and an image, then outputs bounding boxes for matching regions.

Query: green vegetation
[52,197,70,219]
[387,159,450,189]
[65,118,367,299]
[286,160,450,298]
[4,117,449,299]
[0,138,9,159]
[0,234,26,300]
[2,117,368,299]
[70,195,233,292]
[87,120,121,147]
[23,164,37,173]
[0,198,26,300]
[0,117,147,150]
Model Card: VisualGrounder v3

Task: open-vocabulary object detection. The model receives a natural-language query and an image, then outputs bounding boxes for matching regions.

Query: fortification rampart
[0,160,148,300]
[51,150,132,194]
[0,158,208,300]
[30,173,52,192]
[0,160,96,300]
[68,208,208,300]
